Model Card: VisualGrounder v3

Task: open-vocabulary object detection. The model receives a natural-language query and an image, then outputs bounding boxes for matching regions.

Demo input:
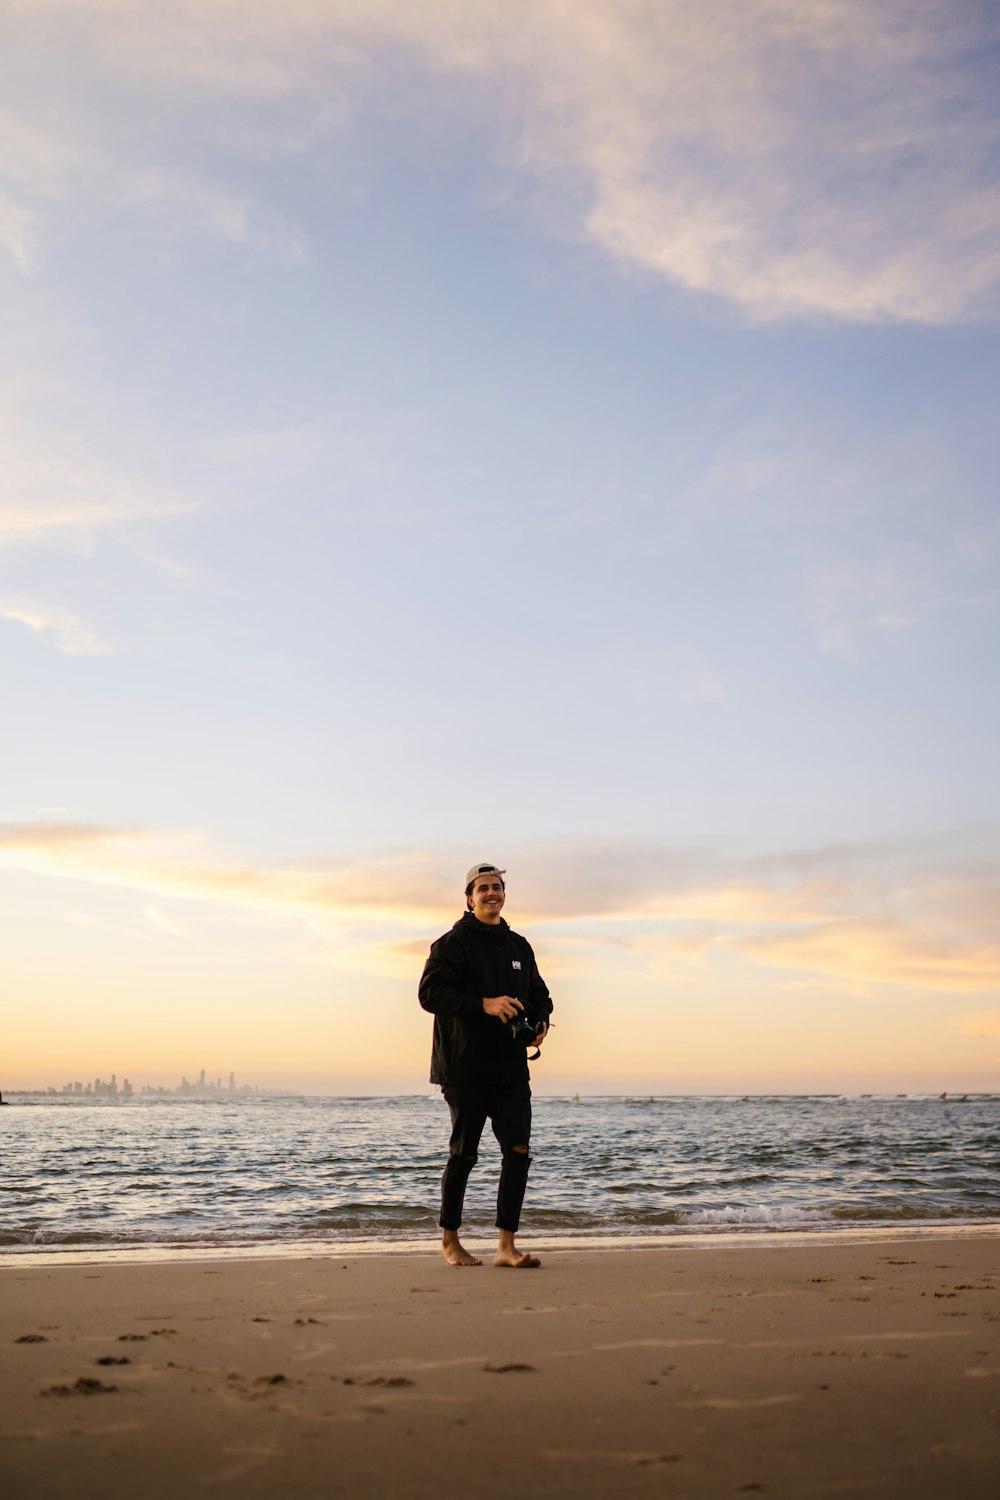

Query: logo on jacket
[512,959,522,970]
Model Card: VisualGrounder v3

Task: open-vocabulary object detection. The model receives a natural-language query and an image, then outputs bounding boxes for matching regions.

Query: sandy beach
[2,1232,998,1498]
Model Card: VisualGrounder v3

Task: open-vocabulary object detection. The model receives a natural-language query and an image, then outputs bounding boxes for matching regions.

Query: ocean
[3,1093,999,1259]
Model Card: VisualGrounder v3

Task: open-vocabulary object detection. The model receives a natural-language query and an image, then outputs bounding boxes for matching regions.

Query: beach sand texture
[2,1235,998,1498]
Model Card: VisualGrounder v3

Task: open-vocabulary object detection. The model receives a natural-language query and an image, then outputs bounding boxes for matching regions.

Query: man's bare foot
[441,1230,482,1267]
[493,1230,541,1268]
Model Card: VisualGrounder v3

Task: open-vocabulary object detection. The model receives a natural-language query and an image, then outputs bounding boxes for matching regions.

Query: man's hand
[483,995,523,1021]
[533,1021,550,1047]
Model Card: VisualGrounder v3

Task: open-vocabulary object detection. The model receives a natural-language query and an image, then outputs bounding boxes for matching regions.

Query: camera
[509,1011,546,1059]
[509,1012,541,1047]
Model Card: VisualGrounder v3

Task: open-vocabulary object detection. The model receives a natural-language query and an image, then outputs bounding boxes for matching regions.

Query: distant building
[52,1068,273,1098]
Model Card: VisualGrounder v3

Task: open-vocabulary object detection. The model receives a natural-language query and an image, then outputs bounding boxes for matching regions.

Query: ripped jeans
[439,1081,532,1233]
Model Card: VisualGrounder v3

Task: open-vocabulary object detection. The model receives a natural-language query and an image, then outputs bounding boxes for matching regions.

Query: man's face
[468,875,505,923]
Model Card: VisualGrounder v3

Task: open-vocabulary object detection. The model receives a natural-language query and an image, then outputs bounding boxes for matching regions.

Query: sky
[1,0,999,1095]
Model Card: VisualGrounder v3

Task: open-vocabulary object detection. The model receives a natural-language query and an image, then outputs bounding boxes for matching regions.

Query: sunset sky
[2,0,998,1095]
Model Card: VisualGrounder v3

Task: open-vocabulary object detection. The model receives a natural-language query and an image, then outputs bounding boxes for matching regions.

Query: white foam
[679,1204,823,1227]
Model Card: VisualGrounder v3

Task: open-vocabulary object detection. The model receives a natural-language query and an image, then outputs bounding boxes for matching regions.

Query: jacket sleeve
[418,935,484,1020]
[526,947,553,1021]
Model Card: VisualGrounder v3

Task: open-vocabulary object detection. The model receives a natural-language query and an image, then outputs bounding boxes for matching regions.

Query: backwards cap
[464,862,506,890]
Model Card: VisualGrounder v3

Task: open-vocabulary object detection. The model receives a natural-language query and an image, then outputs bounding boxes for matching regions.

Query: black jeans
[439,1081,532,1233]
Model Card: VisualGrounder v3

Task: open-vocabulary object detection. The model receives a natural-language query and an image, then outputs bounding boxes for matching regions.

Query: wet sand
[2,1233,998,1498]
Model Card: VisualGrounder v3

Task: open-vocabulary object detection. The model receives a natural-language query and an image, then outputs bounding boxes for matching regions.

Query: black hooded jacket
[418,912,553,1087]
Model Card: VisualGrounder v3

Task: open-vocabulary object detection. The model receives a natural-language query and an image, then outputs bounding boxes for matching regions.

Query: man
[419,862,553,1268]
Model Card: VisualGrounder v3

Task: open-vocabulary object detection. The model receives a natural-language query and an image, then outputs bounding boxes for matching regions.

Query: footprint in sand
[41,1378,120,1398]
[15,1334,48,1344]
[96,1357,131,1367]
[548,1448,681,1467]
[340,1376,415,1387]
[483,1362,536,1373]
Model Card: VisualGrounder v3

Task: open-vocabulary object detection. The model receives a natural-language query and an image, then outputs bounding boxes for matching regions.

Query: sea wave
[4,1093,999,1256]
[678,1204,823,1228]
[5,1202,1000,1254]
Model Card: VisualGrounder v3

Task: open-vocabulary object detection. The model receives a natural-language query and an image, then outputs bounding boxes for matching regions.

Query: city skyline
[2,2,999,1095]
[6,1067,996,1101]
[5,1069,279,1098]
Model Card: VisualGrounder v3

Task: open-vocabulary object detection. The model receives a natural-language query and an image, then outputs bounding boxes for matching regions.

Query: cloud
[0,406,212,656]
[2,820,999,993]
[805,554,930,660]
[144,903,189,938]
[0,103,94,271]
[731,919,1000,992]
[0,442,197,548]
[0,185,35,271]
[679,655,729,707]
[117,168,249,243]
[0,400,204,579]
[670,453,797,533]
[0,84,307,272]
[112,167,306,263]
[0,600,110,655]
[574,0,1000,324]
[65,911,99,930]
[872,613,914,635]
[0,821,453,928]
[622,645,731,709]
[4,1,998,321]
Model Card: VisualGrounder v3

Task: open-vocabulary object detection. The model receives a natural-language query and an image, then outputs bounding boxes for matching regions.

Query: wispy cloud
[806,554,929,660]
[0,822,453,928]
[0,93,305,273]
[0,401,216,659]
[144,903,189,938]
[2,820,998,994]
[618,645,731,711]
[3,1,998,321]
[0,600,110,656]
[0,184,35,271]
[112,167,306,264]
[670,453,798,534]
[0,419,197,548]
[678,653,729,707]
[0,372,216,628]
[731,920,1000,992]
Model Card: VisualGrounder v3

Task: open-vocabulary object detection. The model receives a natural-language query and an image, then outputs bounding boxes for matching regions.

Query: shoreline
[4,1217,1000,1270]
[3,1231,997,1498]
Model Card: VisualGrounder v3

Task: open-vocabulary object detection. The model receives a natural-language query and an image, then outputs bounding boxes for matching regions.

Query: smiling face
[467,874,506,923]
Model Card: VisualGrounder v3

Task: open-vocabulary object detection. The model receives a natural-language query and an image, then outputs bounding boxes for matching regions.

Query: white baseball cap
[464,862,506,890]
